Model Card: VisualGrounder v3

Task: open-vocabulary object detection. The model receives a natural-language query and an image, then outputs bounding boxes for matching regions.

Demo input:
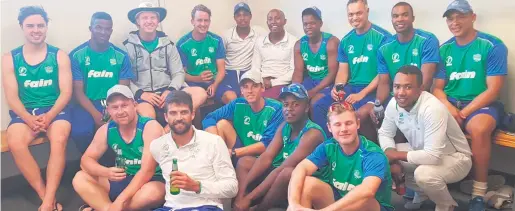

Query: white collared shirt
[378,91,472,165]
[223,26,266,72]
[250,31,297,86]
[149,128,238,210]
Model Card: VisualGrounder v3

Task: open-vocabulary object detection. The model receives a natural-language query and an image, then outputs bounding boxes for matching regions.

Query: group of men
[2,0,508,211]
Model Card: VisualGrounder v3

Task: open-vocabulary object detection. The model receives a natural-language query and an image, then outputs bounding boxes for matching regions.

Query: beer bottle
[170,158,180,195]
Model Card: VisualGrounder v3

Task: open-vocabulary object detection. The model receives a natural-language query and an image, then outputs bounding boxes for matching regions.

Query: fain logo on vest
[352,55,369,64]
[307,65,325,73]
[247,131,263,142]
[88,70,114,78]
[24,79,53,88]
[450,71,476,81]
[195,57,212,66]
[333,178,356,192]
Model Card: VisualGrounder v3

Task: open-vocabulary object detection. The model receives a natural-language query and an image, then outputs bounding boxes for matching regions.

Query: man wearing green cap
[433,0,508,210]
[233,83,328,211]
[124,2,207,124]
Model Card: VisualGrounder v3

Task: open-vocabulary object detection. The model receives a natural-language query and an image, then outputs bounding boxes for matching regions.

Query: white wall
[1,0,514,129]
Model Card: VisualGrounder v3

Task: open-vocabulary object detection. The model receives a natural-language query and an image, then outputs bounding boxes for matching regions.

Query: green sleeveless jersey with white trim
[300,32,332,80]
[12,44,60,108]
[107,116,162,176]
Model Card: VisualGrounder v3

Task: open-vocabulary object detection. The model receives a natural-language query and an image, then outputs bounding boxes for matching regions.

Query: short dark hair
[393,2,414,16]
[18,6,49,25]
[396,65,423,86]
[191,4,211,19]
[347,0,368,6]
[90,12,112,26]
[164,91,193,113]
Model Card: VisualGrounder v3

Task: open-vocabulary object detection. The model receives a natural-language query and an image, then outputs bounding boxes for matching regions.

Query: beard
[169,120,192,135]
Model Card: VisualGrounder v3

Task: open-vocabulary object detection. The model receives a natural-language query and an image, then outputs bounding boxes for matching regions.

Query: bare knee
[302,176,322,194]
[222,91,237,104]
[216,119,232,130]
[133,182,165,206]
[276,167,294,183]
[236,156,256,171]
[6,126,33,152]
[467,115,496,139]
[137,103,156,118]
[72,170,92,191]
[184,87,208,107]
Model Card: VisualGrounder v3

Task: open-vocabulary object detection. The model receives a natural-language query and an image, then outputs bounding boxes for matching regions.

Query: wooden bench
[1,130,49,153]
[464,130,515,148]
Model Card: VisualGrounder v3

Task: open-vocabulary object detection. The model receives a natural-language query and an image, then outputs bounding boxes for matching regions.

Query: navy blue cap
[302,6,322,20]
[279,83,309,100]
[443,0,473,17]
[234,2,251,15]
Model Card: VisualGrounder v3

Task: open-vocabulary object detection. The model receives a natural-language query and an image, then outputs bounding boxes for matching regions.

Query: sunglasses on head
[329,101,355,113]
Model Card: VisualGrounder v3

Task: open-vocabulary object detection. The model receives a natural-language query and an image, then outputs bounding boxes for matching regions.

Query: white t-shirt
[250,31,297,86]
[150,128,238,210]
[378,91,472,165]
[223,26,266,72]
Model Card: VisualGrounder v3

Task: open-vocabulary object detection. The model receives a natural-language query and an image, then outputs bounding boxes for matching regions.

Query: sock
[472,181,488,199]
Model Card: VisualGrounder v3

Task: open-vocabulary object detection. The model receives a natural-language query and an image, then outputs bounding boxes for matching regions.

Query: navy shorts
[109,175,165,201]
[331,186,393,211]
[302,77,332,97]
[153,205,223,211]
[187,76,235,102]
[70,100,105,152]
[9,106,71,126]
[225,69,244,96]
[448,97,503,126]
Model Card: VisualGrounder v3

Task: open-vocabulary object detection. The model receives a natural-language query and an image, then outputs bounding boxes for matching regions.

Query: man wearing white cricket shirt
[250,9,297,99]
[378,65,472,211]
[223,2,266,96]
[150,90,237,211]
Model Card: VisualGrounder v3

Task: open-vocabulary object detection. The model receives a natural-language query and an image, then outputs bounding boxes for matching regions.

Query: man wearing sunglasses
[233,83,328,211]
[378,65,472,211]
[288,100,393,211]
[202,71,284,161]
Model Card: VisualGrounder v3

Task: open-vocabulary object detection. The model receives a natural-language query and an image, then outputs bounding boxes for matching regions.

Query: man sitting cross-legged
[233,83,328,211]
[288,101,394,211]
[72,85,165,211]
[203,71,284,161]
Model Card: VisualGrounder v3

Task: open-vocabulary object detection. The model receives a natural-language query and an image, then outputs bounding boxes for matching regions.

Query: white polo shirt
[250,31,297,86]
[150,128,238,210]
[378,91,472,165]
[223,26,266,72]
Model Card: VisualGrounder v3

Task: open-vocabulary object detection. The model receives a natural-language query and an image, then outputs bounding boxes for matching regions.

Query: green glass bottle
[170,158,180,195]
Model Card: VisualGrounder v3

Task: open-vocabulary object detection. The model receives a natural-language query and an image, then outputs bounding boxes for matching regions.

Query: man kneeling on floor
[203,71,284,161]
[150,90,238,211]
[378,66,472,211]
[73,85,165,211]
[233,83,328,211]
[288,101,394,211]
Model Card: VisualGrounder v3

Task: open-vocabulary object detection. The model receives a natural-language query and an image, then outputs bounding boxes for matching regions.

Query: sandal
[53,202,63,211]
[78,204,94,211]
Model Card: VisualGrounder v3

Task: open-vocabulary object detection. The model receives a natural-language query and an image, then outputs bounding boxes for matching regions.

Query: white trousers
[396,143,472,209]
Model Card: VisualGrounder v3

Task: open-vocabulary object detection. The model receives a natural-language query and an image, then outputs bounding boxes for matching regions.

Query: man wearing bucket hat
[433,0,508,210]
[177,4,237,105]
[223,2,267,97]
[73,85,165,211]
[124,2,207,124]
[202,71,284,161]
[233,83,329,211]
